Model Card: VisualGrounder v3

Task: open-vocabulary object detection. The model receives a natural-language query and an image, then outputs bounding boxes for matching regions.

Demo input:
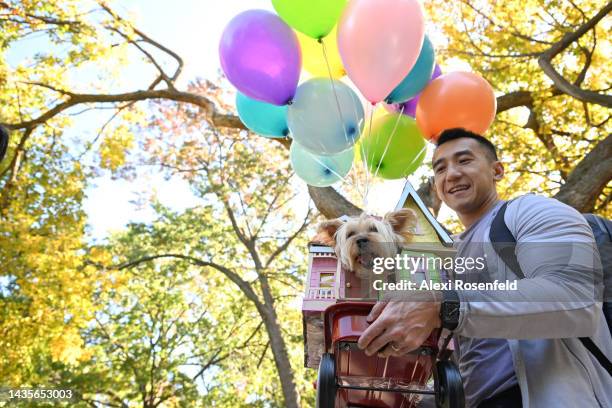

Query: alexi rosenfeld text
[371,254,519,291]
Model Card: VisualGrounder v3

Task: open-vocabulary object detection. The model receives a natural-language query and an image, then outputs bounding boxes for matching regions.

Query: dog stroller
[302,181,463,408]
[303,244,463,408]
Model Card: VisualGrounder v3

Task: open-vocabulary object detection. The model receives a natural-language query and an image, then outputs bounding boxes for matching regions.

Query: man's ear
[493,161,504,181]
[384,208,418,239]
[313,219,343,247]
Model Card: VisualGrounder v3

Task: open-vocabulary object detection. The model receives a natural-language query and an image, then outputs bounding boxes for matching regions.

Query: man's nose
[445,164,462,180]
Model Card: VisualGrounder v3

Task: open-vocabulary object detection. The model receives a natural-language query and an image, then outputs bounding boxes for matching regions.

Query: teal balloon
[236,92,289,138]
[385,36,435,104]
[287,78,364,155]
[290,142,353,187]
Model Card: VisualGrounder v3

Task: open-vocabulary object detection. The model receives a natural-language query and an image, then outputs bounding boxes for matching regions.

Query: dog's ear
[384,208,418,239]
[313,219,343,247]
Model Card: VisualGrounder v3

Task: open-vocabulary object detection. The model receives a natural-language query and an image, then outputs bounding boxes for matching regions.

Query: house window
[319,273,335,288]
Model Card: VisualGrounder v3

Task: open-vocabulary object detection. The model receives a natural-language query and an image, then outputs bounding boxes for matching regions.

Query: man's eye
[435,166,446,173]
[459,158,472,164]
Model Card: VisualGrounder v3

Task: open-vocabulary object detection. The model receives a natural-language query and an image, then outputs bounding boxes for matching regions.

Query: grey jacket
[455,194,612,407]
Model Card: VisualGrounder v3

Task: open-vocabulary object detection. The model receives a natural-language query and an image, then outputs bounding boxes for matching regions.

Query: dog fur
[315,209,418,279]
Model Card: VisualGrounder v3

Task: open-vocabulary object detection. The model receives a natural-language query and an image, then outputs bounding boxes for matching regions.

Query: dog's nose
[356,237,369,247]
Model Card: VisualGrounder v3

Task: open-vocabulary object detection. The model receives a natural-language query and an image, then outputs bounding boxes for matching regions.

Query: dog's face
[316,209,418,279]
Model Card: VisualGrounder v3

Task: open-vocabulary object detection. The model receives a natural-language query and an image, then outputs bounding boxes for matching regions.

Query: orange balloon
[416,72,496,142]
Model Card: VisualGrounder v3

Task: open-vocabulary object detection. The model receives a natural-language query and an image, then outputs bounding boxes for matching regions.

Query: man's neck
[458,194,500,229]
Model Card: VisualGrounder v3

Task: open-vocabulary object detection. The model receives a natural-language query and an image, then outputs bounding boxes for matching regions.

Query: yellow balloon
[372,106,388,122]
[297,26,345,79]
[354,140,362,164]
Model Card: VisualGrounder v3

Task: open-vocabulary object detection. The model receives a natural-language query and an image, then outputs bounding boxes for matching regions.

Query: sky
[7,0,462,239]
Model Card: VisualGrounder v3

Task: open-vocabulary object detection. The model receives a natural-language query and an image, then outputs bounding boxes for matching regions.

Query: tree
[32,211,283,408]
[0,0,610,406]
[2,1,609,220]
[134,89,315,407]
[424,0,611,216]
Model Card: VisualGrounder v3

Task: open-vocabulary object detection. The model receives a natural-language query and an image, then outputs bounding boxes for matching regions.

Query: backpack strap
[489,201,524,279]
[489,200,612,377]
[584,213,612,242]
[580,337,612,375]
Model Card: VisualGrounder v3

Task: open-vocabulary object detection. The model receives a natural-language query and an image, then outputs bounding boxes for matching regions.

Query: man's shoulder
[507,194,578,217]
[505,194,591,239]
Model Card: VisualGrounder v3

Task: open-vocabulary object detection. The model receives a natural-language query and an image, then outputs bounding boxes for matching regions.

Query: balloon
[297,26,345,78]
[272,0,347,39]
[287,78,364,155]
[385,97,419,118]
[291,142,353,187]
[219,10,301,106]
[360,113,426,179]
[416,71,497,142]
[386,35,435,104]
[385,64,442,117]
[432,64,443,80]
[354,106,388,163]
[236,92,289,138]
[353,139,362,164]
[338,0,425,103]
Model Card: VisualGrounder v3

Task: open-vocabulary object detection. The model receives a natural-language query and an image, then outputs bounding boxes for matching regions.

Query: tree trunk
[307,185,363,219]
[259,303,301,408]
[554,133,612,212]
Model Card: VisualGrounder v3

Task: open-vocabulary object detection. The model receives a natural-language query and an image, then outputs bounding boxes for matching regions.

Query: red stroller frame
[316,302,463,408]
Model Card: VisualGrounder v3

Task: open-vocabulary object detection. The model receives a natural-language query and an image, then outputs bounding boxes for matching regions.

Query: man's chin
[443,194,474,212]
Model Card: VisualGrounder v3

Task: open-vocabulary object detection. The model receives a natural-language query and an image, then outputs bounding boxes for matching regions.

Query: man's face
[432,138,503,215]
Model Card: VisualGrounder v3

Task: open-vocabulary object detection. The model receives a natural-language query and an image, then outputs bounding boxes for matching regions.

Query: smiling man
[357,128,612,407]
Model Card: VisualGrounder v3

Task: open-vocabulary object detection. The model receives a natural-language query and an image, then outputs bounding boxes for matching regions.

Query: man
[357,128,611,407]
[0,125,8,163]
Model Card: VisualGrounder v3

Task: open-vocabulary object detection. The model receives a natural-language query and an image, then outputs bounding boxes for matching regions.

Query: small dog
[315,209,418,279]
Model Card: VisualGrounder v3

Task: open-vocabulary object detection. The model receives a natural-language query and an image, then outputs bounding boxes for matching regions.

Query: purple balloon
[432,63,442,80]
[386,64,442,118]
[219,10,301,106]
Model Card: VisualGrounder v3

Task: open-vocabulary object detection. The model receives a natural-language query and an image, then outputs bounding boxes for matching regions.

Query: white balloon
[287,78,364,155]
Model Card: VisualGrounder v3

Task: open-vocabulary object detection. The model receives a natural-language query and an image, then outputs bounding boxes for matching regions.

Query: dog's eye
[369,226,377,233]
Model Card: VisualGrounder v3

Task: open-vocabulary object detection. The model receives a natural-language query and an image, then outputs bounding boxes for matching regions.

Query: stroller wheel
[434,360,464,408]
[316,353,336,408]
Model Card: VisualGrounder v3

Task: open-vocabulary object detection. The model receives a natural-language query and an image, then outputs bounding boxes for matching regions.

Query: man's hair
[0,125,8,164]
[436,128,498,162]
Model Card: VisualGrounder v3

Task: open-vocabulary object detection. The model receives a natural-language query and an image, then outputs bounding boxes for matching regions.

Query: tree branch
[113,253,263,309]
[554,133,612,211]
[307,185,362,219]
[538,1,612,108]
[264,206,312,268]
[2,87,245,132]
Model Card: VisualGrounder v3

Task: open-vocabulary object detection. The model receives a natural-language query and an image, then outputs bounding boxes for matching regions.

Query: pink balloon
[338,0,425,104]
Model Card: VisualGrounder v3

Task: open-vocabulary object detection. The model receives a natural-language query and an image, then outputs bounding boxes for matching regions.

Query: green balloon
[272,0,347,39]
[359,114,426,179]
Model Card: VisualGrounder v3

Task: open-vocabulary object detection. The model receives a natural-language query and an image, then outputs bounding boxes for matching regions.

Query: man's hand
[357,292,442,357]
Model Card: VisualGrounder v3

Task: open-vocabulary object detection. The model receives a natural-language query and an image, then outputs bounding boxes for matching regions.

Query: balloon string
[402,143,428,179]
[350,99,366,200]
[310,155,353,189]
[372,104,405,180]
[320,38,362,198]
[363,104,375,210]
[320,40,350,148]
